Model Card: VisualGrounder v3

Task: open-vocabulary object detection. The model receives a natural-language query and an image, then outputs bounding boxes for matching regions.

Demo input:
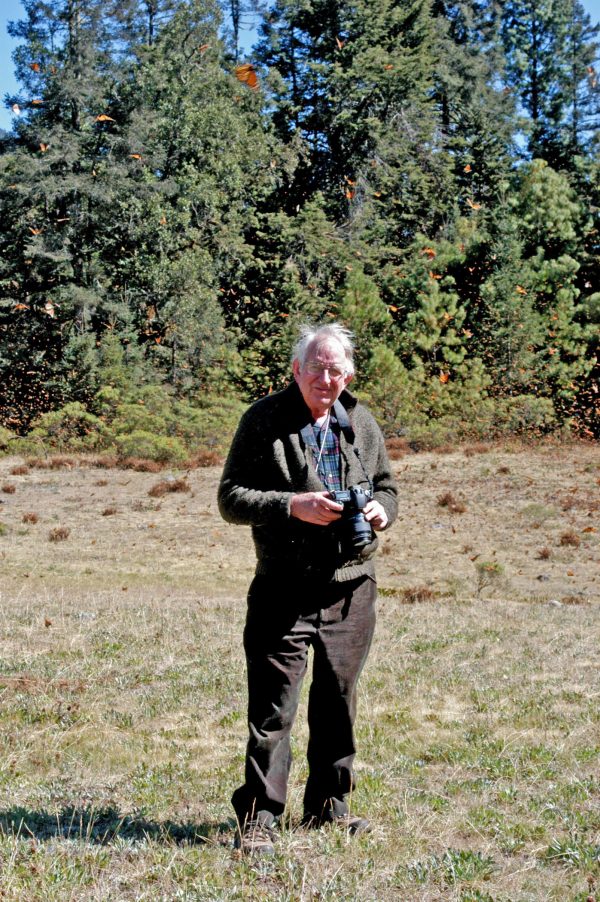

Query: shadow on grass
[0,805,232,846]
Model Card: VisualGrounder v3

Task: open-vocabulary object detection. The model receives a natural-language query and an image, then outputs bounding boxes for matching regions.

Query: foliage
[0,0,598,443]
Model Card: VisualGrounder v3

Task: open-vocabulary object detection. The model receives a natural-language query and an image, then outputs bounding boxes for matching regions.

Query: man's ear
[292,359,301,382]
[344,371,354,388]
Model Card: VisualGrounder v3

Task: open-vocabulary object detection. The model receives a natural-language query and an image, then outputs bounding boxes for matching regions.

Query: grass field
[0,443,598,901]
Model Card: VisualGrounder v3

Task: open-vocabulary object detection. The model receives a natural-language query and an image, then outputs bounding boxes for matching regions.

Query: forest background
[0,0,598,463]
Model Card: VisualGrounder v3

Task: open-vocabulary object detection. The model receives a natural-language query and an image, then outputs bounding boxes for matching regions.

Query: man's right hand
[290,492,343,525]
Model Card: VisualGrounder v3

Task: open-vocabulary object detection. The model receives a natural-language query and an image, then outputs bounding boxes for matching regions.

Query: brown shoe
[234,816,277,855]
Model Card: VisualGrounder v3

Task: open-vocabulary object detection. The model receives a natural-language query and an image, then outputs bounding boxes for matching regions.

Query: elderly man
[218,322,398,854]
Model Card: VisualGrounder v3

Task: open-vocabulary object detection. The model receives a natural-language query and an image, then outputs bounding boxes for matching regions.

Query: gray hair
[292,322,355,375]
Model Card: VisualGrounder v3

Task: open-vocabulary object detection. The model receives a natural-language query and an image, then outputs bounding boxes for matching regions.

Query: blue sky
[1,0,599,132]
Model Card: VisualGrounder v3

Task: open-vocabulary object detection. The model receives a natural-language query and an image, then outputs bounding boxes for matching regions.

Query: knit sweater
[218,382,398,582]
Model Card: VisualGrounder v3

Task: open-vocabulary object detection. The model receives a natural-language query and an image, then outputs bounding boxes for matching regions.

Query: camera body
[330,485,373,552]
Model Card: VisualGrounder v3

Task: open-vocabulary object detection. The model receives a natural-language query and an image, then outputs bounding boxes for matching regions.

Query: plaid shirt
[305,414,343,493]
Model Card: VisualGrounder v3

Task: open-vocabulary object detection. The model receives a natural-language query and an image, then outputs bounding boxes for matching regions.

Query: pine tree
[501,0,599,166]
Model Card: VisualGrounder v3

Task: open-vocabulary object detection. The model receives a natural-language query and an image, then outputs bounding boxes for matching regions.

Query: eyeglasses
[304,363,347,379]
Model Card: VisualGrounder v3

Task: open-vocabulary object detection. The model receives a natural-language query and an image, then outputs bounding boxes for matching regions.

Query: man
[218,322,398,854]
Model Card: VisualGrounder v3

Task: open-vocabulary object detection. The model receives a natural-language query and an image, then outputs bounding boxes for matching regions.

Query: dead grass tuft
[401,585,437,604]
[497,465,511,474]
[22,512,39,524]
[464,443,491,456]
[185,450,224,468]
[536,546,551,560]
[561,594,589,605]
[49,456,76,470]
[90,455,120,469]
[10,465,29,476]
[436,490,467,513]
[432,443,457,455]
[102,507,118,516]
[1,482,16,494]
[121,457,164,473]
[148,478,190,498]
[24,457,49,469]
[95,479,109,487]
[48,526,70,542]
[560,529,581,547]
[385,437,411,460]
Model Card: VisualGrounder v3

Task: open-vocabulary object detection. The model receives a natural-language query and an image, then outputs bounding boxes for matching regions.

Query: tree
[501,0,599,166]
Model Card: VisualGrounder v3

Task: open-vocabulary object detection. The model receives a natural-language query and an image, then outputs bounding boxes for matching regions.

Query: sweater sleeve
[217,405,293,527]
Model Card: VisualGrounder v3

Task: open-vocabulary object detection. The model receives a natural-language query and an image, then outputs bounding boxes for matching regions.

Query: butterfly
[234,64,259,90]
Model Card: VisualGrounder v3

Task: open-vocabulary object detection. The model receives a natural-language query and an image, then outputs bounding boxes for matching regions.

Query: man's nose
[317,369,333,384]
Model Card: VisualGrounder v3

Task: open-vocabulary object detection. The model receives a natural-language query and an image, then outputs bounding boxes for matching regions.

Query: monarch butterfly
[234,63,259,90]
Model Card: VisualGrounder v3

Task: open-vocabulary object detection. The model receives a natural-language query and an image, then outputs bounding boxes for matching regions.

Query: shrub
[49,526,70,542]
[114,431,187,464]
[27,403,111,452]
[0,426,17,453]
[22,512,39,524]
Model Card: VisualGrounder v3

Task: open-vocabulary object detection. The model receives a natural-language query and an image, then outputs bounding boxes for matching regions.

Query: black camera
[330,485,373,552]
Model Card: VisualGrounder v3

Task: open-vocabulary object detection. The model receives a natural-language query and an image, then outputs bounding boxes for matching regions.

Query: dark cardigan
[218,382,398,582]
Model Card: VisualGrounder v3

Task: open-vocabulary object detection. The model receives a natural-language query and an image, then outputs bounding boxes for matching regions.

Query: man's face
[293,338,353,419]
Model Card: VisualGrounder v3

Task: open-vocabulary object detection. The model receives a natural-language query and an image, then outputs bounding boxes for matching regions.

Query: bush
[114,431,188,464]
[0,426,17,453]
[26,403,112,452]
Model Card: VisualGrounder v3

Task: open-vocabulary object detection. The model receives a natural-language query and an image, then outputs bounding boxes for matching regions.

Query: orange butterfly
[439,372,450,384]
[235,64,259,90]
[95,114,115,122]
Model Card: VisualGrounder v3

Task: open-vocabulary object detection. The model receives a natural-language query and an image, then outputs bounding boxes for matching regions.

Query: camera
[330,485,373,552]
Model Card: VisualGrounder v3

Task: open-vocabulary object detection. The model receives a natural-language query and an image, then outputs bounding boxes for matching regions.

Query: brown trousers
[231,573,377,825]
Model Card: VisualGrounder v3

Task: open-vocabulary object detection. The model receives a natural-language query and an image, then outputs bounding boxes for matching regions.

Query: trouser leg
[303,576,377,819]
[231,576,313,824]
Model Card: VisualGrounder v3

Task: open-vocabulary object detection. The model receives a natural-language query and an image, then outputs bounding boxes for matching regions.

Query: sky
[1,0,599,133]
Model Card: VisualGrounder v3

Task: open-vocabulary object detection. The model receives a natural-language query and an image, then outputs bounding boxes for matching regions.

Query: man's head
[292,323,354,420]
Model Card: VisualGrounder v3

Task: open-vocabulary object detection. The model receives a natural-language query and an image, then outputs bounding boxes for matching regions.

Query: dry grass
[436,490,467,514]
[0,443,598,900]
[21,512,39,524]
[48,526,70,542]
[560,529,582,547]
[148,478,190,498]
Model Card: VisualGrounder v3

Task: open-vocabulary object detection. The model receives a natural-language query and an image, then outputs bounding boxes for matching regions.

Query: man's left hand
[363,499,388,530]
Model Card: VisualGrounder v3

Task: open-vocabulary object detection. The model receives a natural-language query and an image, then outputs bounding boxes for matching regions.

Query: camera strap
[333,400,374,493]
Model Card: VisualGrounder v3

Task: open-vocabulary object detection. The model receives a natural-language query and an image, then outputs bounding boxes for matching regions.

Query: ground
[0,442,598,900]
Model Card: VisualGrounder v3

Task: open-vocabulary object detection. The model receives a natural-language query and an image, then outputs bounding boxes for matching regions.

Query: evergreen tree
[501,0,599,166]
